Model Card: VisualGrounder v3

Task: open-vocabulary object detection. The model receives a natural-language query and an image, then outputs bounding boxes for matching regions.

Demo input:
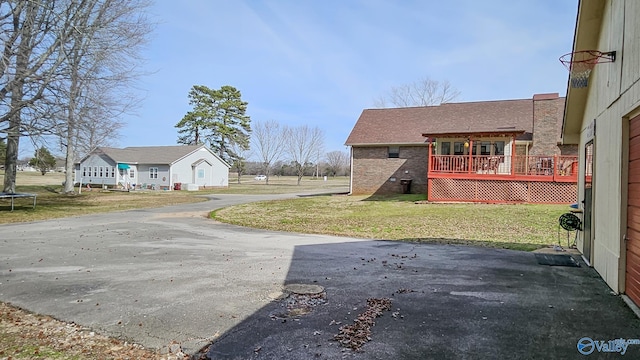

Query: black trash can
[400,179,412,194]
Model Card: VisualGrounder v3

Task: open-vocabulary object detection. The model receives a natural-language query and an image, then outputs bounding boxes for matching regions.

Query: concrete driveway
[1,193,640,359]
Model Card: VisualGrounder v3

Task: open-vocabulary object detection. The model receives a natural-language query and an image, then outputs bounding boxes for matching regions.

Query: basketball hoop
[559,50,616,88]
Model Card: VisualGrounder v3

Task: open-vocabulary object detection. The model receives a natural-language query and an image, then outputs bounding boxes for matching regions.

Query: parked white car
[254,175,267,180]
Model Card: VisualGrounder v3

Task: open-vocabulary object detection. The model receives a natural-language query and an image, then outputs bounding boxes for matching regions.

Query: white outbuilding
[75,145,230,190]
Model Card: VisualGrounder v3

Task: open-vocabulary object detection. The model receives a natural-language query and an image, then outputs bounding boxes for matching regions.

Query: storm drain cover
[283,283,324,295]
[271,284,327,319]
[534,253,580,267]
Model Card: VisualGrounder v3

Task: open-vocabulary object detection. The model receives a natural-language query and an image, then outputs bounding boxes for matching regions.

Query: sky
[59,0,579,159]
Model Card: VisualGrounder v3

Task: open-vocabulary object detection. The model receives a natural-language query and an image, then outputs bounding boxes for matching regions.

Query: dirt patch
[0,302,187,360]
[150,211,210,219]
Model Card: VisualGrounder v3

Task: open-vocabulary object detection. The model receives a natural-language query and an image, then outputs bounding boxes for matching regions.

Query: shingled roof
[90,145,214,165]
[345,96,564,146]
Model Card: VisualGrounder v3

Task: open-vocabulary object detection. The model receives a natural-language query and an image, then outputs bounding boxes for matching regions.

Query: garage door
[626,115,640,306]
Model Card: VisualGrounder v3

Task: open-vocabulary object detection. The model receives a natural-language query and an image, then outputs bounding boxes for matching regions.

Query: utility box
[400,179,413,194]
[186,183,199,191]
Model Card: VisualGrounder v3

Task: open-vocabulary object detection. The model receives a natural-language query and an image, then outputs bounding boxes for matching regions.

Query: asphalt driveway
[1,193,640,359]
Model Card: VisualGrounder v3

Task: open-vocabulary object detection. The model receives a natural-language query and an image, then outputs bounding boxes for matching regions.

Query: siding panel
[626,115,640,306]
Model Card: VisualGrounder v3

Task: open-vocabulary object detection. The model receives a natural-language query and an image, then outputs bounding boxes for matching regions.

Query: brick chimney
[530,93,562,156]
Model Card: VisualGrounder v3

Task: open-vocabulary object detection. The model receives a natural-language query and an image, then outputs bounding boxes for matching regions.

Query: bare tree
[1,1,70,192]
[56,0,152,193]
[0,0,152,193]
[285,125,325,185]
[251,119,286,184]
[373,77,460,108]
[325,150,349,177]
[228,139,252,184]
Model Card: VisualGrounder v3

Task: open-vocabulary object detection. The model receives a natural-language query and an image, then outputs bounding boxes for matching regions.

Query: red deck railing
[429,154,578,182]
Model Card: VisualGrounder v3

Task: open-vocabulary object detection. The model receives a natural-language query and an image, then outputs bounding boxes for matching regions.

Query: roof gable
[345,97,540,146]
[84,145,228,166]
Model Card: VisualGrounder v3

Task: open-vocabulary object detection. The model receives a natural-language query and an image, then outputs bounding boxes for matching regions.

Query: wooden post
[428,139,432,172]
[468,139,473,174]
[511,137,516,177]
[427,139,432,200]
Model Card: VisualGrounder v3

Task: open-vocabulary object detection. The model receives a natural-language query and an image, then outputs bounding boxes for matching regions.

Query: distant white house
[75,145,230,190]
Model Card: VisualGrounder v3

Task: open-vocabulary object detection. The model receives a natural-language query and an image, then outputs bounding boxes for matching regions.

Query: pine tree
[175,85,251,162]
[28,147,57,175]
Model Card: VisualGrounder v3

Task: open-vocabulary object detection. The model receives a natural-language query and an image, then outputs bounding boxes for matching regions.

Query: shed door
[626,115,640,306]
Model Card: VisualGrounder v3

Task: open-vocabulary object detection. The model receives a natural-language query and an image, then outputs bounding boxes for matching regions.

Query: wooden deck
[429,154,579,183]
[427,155,578,204]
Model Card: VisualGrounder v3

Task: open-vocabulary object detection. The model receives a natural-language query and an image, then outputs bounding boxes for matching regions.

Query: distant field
[0,171,350,192]
[218,175,349,194]
[0,170,66,186]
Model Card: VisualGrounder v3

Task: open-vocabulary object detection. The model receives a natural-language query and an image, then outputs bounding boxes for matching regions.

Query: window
[454,142,465,155]
[388,146,399,158]
[149,167,158,179]
[83,167,87,177]
[198,169,205,178]
[440,142,451,155]
[129,169,135,178]
[88,167,92,177]
[99,166,103,177]
[111,167,115,178]
[494,141,505,155]
[93,167,97,177]
[480,142,491,156]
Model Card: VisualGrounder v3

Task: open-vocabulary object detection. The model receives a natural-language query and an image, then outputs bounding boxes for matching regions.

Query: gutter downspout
[348,146,353,195]
[427,140,432,201]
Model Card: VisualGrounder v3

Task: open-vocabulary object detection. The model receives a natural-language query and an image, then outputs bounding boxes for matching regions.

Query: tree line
[241,155,349,179]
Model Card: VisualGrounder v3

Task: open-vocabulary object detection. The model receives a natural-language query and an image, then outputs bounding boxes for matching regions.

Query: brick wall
[559,144,578,155]
[530,94,563,156]
[351,146,428,195]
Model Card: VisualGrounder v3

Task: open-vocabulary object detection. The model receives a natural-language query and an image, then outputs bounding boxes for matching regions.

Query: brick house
[345,93,578,203]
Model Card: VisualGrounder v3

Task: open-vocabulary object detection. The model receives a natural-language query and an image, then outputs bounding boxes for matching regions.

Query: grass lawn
[212,194,572,251]
[0,171,207,223]
[0,172,349,224]
[1,171,569,251]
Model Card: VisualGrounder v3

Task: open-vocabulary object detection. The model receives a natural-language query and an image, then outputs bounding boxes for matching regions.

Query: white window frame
[149,167,158,179]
